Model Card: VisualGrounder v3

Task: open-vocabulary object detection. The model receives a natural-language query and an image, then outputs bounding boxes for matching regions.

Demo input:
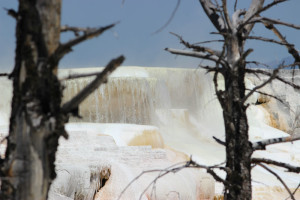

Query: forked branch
[170,32,222,56]
[165,48,226,65]
[258,164,296,200]
[61,55,125,114]
[117,158,228,200]
[262,22,300,68]
[50,23,116,65]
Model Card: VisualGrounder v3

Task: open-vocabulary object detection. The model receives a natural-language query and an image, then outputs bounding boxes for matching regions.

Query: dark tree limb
[246,61,271,68]
[245,89,286,106]
[193,39,224,45]
[213,136,226,146]
[199,0,227,33]
[252,158,300,173]
[221,0,233,30]
[170,32,222,56]
[246,36,294,46]
[251,17,300,29]
[165,48,226,65]
[262,22,300,69]
[258,164,296,200]
[60,71,103,81]
[61,55,125,114]
[242,63,281,103]
[252,134,300,150]
[245,67,300,90]
[152,0,180,34]
[0,73,9,77]
[50,23,116,66]
[4,8,19,19]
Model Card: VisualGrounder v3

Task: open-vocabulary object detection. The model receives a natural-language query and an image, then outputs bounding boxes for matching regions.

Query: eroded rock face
[248,70,300,134]
[50,123,215,200]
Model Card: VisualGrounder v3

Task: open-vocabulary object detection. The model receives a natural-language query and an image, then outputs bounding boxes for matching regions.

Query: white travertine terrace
[0,67,300,199]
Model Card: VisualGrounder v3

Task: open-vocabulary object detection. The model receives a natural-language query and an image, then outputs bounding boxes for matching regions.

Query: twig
[285,183,300,200]
[252,134,300,150]
[165,48,226,65]
[245,67,300,90]
[246,36,294,46]
[242,62,283,103]
[170,32,222,56]
[117,159,228,200]
[251,17,300,30]
[234,0,238,12]
[60,71,102,81]
[193,39,224,45]
[262,22,300,69]
[245,89,286,106]
[213,136,225,146]
[258,164,296,200]
[61,55,125,114]
[152,0,180,34]
[252,158,300,173]
[221,0,233,30]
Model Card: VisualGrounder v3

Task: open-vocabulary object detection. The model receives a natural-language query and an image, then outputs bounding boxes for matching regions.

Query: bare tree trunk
[219,36,253,200]
[1,0,63,199]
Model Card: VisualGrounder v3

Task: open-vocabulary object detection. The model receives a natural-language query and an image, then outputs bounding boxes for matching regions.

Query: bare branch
[118,158,228,200]
[245,89,286,106]
[258,164,296,200]
[234,0,238,12]
[221,0,233,30]
[252,134,300,150]
[241,0,265,36]
[165,48,226,65]
[4,8,18,19]
[286,183,300,200]
[239,0,287,31]
[251,17,300,29]
[61,55,125,114]
[252,158,300,173]
[262,22,300,69]
[213,136,225,146]
[152,0,180,34]
[50,23,116,65]
[242,63,281,103]
[246,61,271,68]
[193,39,224,45]
[60,25,96,36]
[170,32,222,56]
[0,73,9,77]
[245,67,300,90]
[60,71,102,81]
[199,0,227,33]
[246,36,294,46]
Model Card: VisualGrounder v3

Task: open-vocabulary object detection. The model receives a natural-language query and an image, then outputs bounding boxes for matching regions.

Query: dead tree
[0,1,124,200]
[166,0,300,199]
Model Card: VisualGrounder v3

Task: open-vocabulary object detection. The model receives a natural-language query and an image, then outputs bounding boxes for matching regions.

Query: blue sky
[0,0,300,72]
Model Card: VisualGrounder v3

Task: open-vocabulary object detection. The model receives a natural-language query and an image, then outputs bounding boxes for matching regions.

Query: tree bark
[1,0,64,199]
